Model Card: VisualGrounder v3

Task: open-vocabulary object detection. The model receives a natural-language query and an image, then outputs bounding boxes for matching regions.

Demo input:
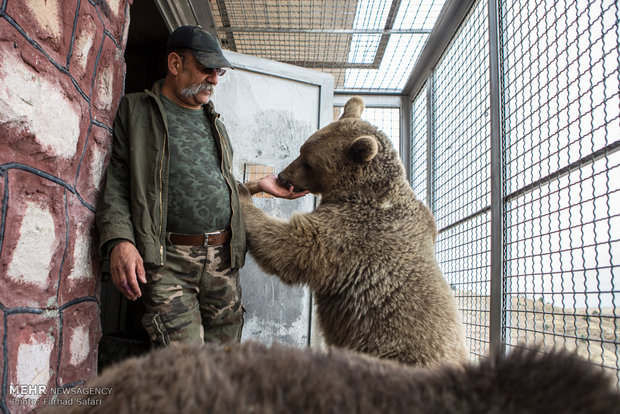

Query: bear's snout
[277,173,290,188]
[278,173,306,193]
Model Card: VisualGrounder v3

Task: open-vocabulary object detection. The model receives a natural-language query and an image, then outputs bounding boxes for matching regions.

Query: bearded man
[96,25,304,346]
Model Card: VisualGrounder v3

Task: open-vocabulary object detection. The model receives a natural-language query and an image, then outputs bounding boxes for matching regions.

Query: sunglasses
[206,68,227,76]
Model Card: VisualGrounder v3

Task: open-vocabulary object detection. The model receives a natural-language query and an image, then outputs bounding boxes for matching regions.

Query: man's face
[172,51,221,108]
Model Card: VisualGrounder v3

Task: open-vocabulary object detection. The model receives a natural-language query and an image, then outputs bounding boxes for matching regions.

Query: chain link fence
[409,0,619,382]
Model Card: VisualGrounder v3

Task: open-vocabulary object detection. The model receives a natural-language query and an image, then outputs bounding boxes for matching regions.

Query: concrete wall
[216,51,333,347]
[0,0,130,412]
[217,69,319,346]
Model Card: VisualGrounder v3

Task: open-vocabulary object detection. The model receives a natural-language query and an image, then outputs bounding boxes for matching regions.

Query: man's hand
[110,241,146,301]
[244,175,309,199]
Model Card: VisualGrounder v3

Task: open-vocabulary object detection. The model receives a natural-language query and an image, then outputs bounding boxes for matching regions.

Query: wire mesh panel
[502,0,620,382]
[209,0,446,92]
[432,0,491,358]
[334,105,401,152]
[410,85,428,205]
[363,107,401,153]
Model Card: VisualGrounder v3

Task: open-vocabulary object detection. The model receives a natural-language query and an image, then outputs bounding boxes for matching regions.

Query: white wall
[214,53,332,346]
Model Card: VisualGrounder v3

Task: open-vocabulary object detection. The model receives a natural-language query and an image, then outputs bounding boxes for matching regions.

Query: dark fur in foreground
[43,341,620,414]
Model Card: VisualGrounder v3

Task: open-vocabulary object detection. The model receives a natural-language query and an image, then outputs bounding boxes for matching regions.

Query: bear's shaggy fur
[43,341,620,414]
[239,96,467,366]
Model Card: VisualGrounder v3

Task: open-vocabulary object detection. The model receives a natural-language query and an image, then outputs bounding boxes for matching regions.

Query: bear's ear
[349,135,378,163]
[339,96,365,120]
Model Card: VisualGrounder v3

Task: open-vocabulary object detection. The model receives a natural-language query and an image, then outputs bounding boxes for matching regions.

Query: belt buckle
[203,231,221,247]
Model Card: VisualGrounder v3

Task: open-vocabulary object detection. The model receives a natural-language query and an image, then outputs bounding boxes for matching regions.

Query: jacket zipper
[214,119,235,258]
[158,132,167,265]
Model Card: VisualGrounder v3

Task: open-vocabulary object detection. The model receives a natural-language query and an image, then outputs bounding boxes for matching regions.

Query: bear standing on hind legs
[239,96,468,367]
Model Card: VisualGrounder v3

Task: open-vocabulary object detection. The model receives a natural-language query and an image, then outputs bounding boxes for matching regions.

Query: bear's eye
[303,161,313,171]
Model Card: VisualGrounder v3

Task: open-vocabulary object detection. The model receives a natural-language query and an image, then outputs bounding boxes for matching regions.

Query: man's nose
[206,71,218,86]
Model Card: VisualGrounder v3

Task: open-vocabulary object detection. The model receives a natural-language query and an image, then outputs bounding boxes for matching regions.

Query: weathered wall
[216,57,327,347]
[0,0,130,412]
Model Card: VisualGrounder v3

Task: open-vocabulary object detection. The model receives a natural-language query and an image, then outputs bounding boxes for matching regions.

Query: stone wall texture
[0,0,130,412]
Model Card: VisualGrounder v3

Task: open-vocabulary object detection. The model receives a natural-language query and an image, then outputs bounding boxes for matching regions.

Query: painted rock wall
[0,0,130,412]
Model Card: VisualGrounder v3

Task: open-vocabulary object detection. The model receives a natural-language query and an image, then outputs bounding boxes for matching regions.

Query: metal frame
[402,0,480,100]
[334,93,405,155]
[400,94,412,182]
[153,0,195,31]
[405,0,620,384]
[153,0,221,36]
[425,76,434,213]
[487,0,504,356]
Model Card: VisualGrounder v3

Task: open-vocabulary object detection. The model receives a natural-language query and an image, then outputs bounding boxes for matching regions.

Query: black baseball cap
[167,25,233,69]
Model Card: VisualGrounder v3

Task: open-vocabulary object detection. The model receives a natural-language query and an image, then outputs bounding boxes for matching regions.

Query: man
[96,25,305,346]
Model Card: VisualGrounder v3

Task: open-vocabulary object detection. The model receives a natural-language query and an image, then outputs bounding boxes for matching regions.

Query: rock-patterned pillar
[0,0,130,412]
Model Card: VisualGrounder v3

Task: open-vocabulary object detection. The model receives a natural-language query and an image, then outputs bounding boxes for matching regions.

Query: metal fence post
[401,95,413,184]
[426,75,434,212]
[488,0,505,355]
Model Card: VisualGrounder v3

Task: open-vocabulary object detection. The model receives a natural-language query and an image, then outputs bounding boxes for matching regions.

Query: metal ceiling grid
[208,0,446,92]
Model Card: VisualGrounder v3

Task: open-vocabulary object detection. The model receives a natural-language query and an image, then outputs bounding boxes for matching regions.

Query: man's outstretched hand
[244,175,309,199]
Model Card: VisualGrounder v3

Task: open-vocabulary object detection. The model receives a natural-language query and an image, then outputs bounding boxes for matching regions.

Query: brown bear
[239,96,468,367]
[41,341,620,414]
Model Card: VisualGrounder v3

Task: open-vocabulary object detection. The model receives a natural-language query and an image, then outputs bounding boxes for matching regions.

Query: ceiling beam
[153,0,221,38]
[188,0,219,35]
[214,0,238,51]
[217,28,432,35]
[372,0,403,66]
[153,0,196,32]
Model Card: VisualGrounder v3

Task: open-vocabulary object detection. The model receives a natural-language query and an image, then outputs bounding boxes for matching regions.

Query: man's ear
[167,52,183,76]
[349,135,378,163]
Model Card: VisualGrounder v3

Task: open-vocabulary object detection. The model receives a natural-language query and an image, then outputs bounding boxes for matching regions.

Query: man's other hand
[110,241,146,301]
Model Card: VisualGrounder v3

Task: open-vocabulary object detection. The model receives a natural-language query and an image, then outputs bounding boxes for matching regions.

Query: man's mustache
[181,82,214,97]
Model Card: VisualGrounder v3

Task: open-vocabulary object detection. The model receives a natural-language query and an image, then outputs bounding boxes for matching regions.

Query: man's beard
[181,82,214,99]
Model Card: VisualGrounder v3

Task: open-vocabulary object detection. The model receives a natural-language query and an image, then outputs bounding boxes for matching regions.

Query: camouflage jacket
[95,80,246,269]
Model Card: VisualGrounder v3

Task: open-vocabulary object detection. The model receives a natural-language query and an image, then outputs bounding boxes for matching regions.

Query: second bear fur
[43,341,620,414]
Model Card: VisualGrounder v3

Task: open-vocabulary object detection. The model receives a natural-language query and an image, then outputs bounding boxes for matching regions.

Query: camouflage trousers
[141,238,244,346]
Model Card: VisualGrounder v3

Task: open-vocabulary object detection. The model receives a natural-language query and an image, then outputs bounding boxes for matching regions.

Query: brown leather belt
[168,230,231,246]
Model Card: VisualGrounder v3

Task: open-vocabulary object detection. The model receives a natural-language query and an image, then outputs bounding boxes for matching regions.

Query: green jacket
[95,80,246,269]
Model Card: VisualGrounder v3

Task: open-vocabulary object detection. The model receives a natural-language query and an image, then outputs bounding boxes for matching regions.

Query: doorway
[98,0,168,370]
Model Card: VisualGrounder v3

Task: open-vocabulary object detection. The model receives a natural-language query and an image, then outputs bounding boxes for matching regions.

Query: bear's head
[278,96,404,201]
